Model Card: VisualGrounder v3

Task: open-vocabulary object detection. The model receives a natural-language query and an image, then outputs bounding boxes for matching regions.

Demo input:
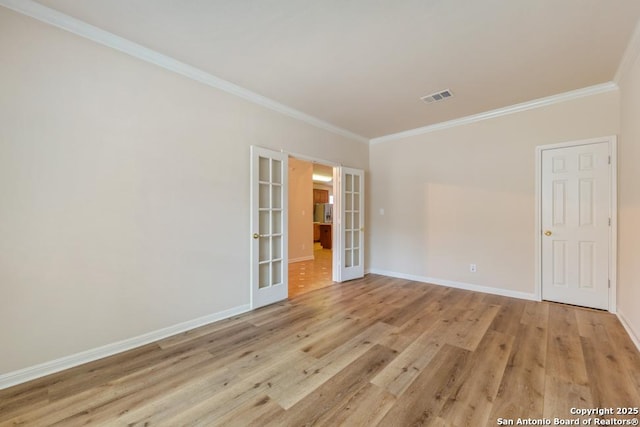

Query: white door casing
[538,138,615,311]
[335,167,365,282]
[250,146,288,309]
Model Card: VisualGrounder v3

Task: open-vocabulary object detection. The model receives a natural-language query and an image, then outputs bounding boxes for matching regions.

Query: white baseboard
[289,255,314,263]
[369,269,538,301]
[0,304,251,390]
[617,310,640,353]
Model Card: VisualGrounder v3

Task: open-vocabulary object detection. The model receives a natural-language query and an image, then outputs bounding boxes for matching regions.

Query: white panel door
[339,167,364,282]
[250,146,288,309]
[541,142,610,310]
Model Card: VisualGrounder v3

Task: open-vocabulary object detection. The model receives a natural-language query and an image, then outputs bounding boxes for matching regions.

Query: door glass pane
[353,193,360,212]
[259,237,270,262]
[272,236,282,259]
[346,174,353,192]
[272,210,282,234]
[259,262,270,288]
[346,230,352,249]
[353,213,359,229]
[345,249,353,267]
[259,157,270,182]
[345,192,353,211]
[346,212,353,230]
[353,249,360,267]
[259,184,270,209]
[272,185,282,209]
[272,159,282,184]
[353,175,360,193]
[259,211,270,235]
[353,231,359,248]
[272,260,282,285]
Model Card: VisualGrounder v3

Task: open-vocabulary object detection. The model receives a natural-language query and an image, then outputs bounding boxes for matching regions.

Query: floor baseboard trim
[617,310,640,353]
[289,255,315,263]
[0,304,251,390]
[369,269,538,301]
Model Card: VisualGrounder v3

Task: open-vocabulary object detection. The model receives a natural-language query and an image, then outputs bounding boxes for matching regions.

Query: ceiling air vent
[420,89,453,104]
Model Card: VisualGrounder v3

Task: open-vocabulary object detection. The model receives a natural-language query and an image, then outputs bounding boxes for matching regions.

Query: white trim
[614,19,640,84]
[534,136,618,313]
[289,255,314,263]
[617,311,640,353]
[370,83,619,144]
[0,304,250,390]
[0,0,368,144]
[369,269,537,301]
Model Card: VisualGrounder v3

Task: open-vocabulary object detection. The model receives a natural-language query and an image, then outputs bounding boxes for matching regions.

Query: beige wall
[0,8,368,375]
[288,158,314,261]
[618,45,640,342]
[368,91,620,296]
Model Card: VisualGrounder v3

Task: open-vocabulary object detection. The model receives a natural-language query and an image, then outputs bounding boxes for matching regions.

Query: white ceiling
[32,0,640,139]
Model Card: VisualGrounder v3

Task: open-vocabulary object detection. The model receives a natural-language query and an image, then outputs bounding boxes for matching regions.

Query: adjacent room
[1,1,640,425]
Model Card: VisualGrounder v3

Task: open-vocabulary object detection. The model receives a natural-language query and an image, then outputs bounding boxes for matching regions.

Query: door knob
[544,230,552,236]
[253,233,260,239]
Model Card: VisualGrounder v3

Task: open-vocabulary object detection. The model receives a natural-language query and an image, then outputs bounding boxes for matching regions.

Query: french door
[540,140,613,310]
[335,167,365,282]
[250,146,288,309]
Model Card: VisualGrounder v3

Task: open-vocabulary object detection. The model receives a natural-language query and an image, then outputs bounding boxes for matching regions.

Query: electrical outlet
[470,264,477,273]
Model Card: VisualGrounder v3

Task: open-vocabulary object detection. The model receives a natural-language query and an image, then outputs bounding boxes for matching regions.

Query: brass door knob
[544,230,552,236]
[253,233,260,239]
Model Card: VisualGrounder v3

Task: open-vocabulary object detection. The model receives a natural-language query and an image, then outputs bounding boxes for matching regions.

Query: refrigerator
[314,203,333,223]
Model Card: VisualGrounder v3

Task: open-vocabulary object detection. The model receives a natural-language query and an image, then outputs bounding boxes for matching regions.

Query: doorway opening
[287,158,335,298]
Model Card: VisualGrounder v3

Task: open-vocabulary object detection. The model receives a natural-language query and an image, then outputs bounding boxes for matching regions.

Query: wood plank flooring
[2,274,639,426]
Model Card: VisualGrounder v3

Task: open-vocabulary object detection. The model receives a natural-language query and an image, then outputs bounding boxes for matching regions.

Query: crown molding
[0,0,369,144]
[370,82,619,145]
[614,19,640,84]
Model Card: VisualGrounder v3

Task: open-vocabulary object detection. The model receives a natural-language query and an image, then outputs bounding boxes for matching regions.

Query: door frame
[282,151,343,284]
[534,135,617,312]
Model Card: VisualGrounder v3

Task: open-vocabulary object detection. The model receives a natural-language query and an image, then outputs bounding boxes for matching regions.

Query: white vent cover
[420,89,453,104]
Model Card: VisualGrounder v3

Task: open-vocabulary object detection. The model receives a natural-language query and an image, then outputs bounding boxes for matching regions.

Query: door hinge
[609,218,611,226]
[608,279,611,288]
[608,155,611,164]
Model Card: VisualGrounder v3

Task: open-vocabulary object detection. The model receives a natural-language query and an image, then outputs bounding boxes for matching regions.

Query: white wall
[0,8,368,375]
[618,41,640,344]
[288,158,314,261]
[368,91,620,297]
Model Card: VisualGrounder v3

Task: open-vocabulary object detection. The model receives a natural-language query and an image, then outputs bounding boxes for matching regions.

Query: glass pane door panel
[272,185,282,209]
[259,157,270,182]
[259,184,270,209]
[272,261,282,285]
[259,211,270,234]
[272,210,282,234]
[259,237,270,262]
[259,263,270,289]
[271,160,282,184]
[272,236,282,258]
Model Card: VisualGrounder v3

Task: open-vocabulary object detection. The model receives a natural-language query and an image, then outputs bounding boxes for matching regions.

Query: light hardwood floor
[1,275,639,426]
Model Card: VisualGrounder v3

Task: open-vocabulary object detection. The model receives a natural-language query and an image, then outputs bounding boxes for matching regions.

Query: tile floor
[288,242,333,298]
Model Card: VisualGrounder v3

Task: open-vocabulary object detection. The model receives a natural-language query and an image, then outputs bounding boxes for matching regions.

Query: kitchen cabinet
[313,189,329,204]
[313,223,320,242]
[319,224,332,250]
